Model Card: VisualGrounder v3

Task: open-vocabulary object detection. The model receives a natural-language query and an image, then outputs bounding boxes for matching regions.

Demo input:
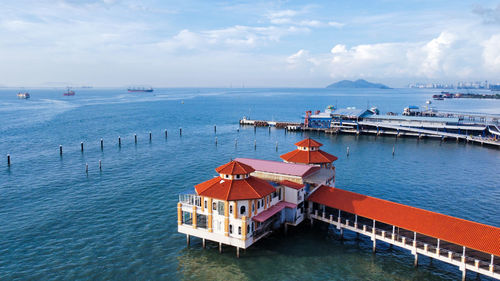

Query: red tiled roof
[280,180,304,190]
[194,176,275,201]
[280,149,338,164]
[295,138,323,147]
[252,201,297,222]
[215,161,255,175]
[308,185,500,256]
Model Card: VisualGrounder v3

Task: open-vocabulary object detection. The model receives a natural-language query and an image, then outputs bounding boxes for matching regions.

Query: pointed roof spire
[295,138,323,148]
[215,160,255,175]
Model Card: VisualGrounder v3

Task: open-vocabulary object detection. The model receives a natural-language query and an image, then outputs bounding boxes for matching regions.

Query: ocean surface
[0,88,499,280]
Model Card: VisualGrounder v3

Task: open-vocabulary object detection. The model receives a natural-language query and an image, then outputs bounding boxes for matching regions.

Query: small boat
[63,88,75,96]
[127,87,153,92]
[17,92,30,99]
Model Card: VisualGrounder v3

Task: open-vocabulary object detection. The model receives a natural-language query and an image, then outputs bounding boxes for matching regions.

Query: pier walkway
[307,186,500,281]
[358,120,500,146]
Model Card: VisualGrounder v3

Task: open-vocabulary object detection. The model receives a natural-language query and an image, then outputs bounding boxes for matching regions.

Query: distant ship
[127,87,153,92]
[17,92,30,99]
[63,88,75,96]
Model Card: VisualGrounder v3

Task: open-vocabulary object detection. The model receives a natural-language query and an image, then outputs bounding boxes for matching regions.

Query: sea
[0,88,499,280]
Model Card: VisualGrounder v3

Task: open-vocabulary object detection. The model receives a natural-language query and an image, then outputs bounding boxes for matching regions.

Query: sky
[0,0,500,88]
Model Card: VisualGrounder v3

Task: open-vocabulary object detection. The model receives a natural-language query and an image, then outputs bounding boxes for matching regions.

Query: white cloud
[482,34,500,72]
[288,31,499,82]
[330,44,347,54]
[327,21,344,28]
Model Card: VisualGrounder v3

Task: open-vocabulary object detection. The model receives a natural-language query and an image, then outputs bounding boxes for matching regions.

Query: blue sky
[0,0,499,87]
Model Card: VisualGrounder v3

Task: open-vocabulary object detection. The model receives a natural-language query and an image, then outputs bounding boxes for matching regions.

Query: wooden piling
[254,140,256,150]
[7,154,11,166]
[214,125,216,133]
[202,238,206,249]
[100,138,103,150]
[165,129,168,138]
[347,146,350,156]
[186,234,190,247]
[81,142,84,152]
[235,139,237,148]
[134,134,137,143]
[118,136,121,146]
[392,145,395,156]
[215,137,218,146]
[99,160,102,170]
[59,145,63,155]
[85,163,88,173]
[219,242,222,253]
[149,131,152,141]
[276,141,278,151]
[268,126,271,134]
[236,247,240,258]
[180,128,182,136]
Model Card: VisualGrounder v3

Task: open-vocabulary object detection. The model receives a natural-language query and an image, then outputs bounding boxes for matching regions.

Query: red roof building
[280,138,338,167]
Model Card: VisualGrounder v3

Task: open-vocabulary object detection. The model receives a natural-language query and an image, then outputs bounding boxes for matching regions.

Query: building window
[252,202,254,212]
[229,224,233,234]
[204,200,207,208]
[238,226,241,235]
[279,188,282,200]
[240,205,246,215]
[236,175,240,179]
[213,202,216,210]
[218,201,224,215]
[247,225,250,234]
[257,201,260,208]
[230,205,233,214]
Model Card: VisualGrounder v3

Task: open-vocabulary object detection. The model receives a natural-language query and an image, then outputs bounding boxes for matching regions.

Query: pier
[239,112,500,148]
[308,186,500,281]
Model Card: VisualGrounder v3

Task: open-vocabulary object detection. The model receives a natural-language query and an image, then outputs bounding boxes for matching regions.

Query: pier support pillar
[414,254,419,267]
[284,223,288,236]
[462,269,466,281]
[219,242,223,253]
[339,228,344,240]
[372,238,376,253]
[186,234,190,247]
[202,238,206,249]
[236,247,240,258]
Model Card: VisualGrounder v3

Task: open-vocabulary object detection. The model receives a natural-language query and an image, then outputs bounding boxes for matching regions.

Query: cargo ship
[127,87,153,92]
[63,88,75,96]
[17,92,30,99]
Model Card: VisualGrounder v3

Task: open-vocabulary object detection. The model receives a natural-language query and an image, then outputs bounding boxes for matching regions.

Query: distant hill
[326,79,391,89]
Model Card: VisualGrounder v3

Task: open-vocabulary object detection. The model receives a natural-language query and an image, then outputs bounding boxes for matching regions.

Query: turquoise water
[0,88,499,280]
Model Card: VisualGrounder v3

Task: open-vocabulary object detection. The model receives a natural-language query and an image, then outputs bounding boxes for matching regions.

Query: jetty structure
[178,138,500,280]
[240,105,500,147]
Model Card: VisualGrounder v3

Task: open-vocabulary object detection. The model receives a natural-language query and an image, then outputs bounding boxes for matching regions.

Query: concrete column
[202,238,206,249]
[490,254,495,272]
[414,253,419,267]
[219,242,223,253]
[339,228,344,240]
[192,205,197,229]
[242,216,247,240]
[208,198,213,232]
[284,223,288,236]
[224,201,229,237]
[372,238,377,253]
[236,247,240,258]
[177,203,182,225]
[462,269,466,281]
[354,215,358,228]
[186,234,190,247]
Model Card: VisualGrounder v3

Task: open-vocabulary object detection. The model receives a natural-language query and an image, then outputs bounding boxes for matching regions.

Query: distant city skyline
[1,0,500,88]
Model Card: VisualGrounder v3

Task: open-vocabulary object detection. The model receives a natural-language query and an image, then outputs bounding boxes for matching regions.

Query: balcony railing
[179,194,201,207]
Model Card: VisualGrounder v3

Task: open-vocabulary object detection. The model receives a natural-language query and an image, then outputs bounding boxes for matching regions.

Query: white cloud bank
[288,32,500,82]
